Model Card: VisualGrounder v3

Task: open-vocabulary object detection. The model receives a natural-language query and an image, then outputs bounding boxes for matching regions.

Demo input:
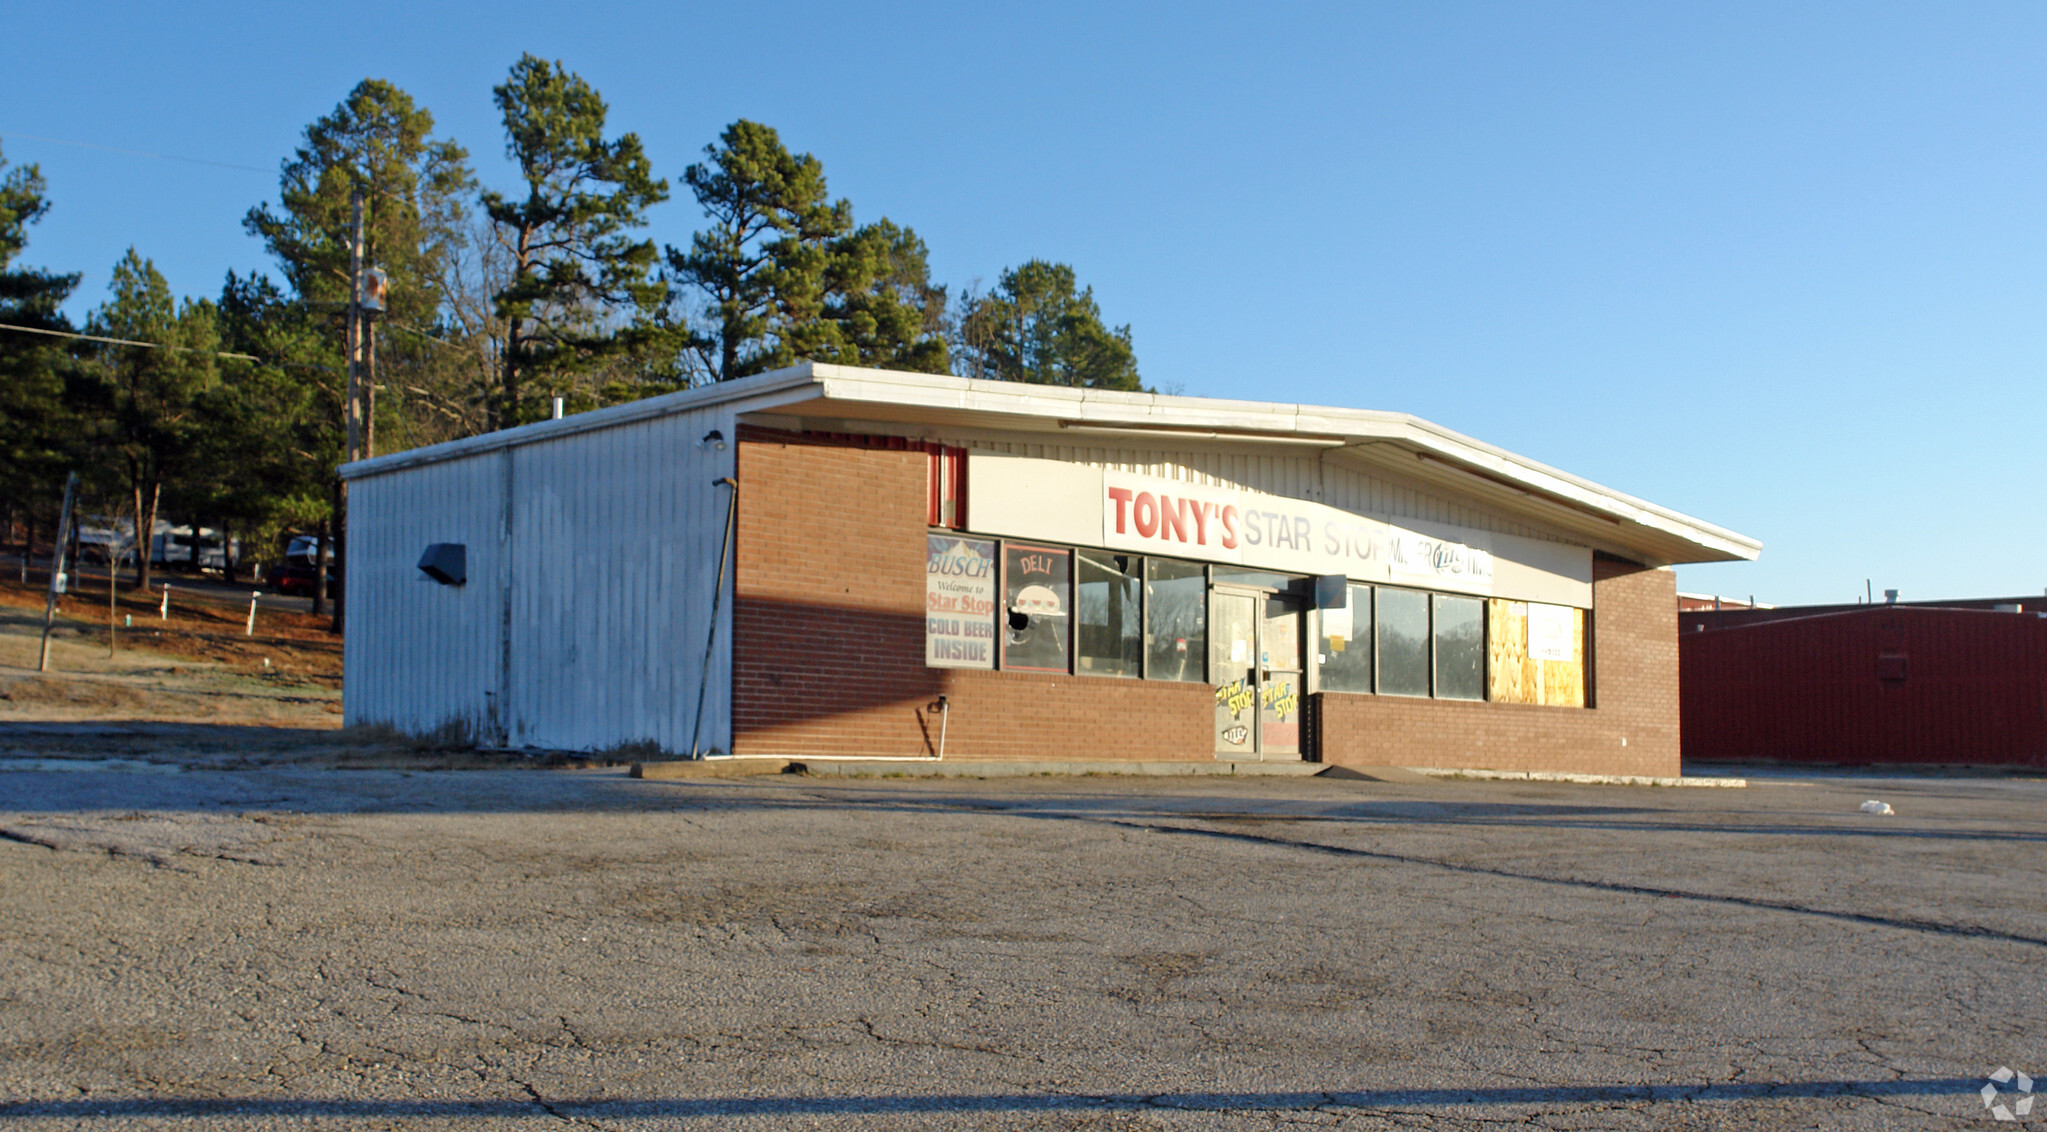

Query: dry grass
[0,570,341,688]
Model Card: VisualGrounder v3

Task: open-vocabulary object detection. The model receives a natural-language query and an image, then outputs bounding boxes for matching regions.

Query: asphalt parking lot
[2,758,2042,1129]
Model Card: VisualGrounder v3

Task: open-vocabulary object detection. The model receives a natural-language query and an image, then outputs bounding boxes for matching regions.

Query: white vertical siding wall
[343,453,506,741]
[504,405,733,752]
[971,440,1566,543]
[344,403,736,753]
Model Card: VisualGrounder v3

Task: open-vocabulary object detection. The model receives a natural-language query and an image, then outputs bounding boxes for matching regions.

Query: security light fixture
[700,429,726,450]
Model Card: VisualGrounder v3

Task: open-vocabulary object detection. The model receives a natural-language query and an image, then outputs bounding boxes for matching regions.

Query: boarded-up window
[1487,600,1586,707]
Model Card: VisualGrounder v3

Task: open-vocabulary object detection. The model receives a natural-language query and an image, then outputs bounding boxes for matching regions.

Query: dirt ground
[0,570,343,734]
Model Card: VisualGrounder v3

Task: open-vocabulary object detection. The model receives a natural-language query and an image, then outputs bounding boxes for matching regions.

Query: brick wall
[1314,556,1681,776]
[732,430,1212,760]
[733,430,1683,773]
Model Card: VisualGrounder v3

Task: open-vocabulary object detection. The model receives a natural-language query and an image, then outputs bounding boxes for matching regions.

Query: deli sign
[1100,470,1494,593]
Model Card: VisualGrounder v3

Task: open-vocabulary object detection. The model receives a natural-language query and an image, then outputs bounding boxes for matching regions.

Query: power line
[0,129,272,176]
[0,319,343,373]
[0,320,259,360]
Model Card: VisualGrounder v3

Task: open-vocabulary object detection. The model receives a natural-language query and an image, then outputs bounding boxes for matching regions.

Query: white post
[160,583,170,619]
[246,592,260,637]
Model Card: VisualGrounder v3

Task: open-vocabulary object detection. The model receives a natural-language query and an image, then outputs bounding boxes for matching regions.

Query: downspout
[689,477,739,759]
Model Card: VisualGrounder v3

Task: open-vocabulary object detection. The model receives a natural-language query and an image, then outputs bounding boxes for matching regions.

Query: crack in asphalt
[1108,818,2047,950]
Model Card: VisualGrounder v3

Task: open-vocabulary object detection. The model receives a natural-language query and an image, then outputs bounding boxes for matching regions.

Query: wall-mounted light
[700,429,726,451]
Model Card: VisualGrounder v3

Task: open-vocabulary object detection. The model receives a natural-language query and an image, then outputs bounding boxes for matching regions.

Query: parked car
[266,559,338,599]
[265,535,339,598]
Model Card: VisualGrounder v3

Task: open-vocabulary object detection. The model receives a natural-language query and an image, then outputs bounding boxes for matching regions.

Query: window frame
[998,541,1074,674]
[1075,549,1143,679]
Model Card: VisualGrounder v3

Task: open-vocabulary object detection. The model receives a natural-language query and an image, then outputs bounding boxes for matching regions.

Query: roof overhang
[341,362,1760,567]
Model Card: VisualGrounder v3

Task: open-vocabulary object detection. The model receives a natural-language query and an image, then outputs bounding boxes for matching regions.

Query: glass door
[1211,592,1258,757]
[1259,595,1304,757]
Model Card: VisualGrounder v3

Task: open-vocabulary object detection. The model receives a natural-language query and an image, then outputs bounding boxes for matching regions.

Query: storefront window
[1076,551,1142,678]
[1317,584,1374,694]
[1433,594,1485,701]
[1376,586,1431,697]
[1002,543,1072,673]
[1144,557,1206,681]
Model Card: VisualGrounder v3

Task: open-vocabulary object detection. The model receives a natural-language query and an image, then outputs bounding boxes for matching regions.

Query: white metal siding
[344,404,737,753]
[343,452,505,741]
[504,407,733,752]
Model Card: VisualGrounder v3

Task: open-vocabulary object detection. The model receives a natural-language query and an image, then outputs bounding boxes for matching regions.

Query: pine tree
[820,218,948,374]
[244,78,475,457]
[77,251,219,594]
[484,54,668,426]
[0,142,82,545]
[956,261,1142,391]
[669,121,946,380]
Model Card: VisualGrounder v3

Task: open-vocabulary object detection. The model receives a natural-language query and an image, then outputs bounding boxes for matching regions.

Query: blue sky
[3,2,2041,605]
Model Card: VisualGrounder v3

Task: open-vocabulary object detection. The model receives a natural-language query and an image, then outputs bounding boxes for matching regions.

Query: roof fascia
[803,366,1760,564]
[337,365,829,481]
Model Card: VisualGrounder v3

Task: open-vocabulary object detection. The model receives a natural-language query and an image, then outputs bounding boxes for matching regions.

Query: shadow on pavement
[0,1077,1986,1120]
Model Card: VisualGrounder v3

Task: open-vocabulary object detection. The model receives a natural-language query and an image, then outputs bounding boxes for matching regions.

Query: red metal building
[1680,603,2047,767]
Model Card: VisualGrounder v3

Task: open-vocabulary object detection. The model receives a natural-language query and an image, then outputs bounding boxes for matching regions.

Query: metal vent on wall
[418,543,467,586]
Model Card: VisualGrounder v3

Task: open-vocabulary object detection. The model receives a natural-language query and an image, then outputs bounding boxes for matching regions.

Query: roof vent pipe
[1884,589,1898,604]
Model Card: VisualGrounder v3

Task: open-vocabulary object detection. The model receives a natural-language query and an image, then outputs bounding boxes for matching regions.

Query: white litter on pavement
[1859,799,1895,815]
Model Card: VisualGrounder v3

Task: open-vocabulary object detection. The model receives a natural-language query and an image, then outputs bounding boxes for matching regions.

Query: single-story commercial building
[339,364,1758,775]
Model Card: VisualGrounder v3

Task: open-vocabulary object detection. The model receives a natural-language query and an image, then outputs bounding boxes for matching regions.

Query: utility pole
[38,472,79,673]
[333,187,365,635]
[346,187,364,466]
[361,267,385,460]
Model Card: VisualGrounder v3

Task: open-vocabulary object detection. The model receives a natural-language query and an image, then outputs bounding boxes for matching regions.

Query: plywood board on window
[1487,600,1585,707]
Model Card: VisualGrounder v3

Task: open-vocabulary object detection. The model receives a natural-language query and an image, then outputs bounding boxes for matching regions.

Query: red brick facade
[1313,557,1680,775]
[733,431,1681,774]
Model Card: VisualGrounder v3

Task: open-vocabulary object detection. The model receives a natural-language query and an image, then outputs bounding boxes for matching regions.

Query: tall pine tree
[669,121,946,381]
[484,54,668,426]
[0,142,82,545]
[955,261,1141,391]
[244,78,475,456]
[77,251,219,594]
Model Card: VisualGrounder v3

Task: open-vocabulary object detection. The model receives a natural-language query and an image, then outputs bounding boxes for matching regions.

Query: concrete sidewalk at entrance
[629,758,1745,787]
[634,758,1438,784]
